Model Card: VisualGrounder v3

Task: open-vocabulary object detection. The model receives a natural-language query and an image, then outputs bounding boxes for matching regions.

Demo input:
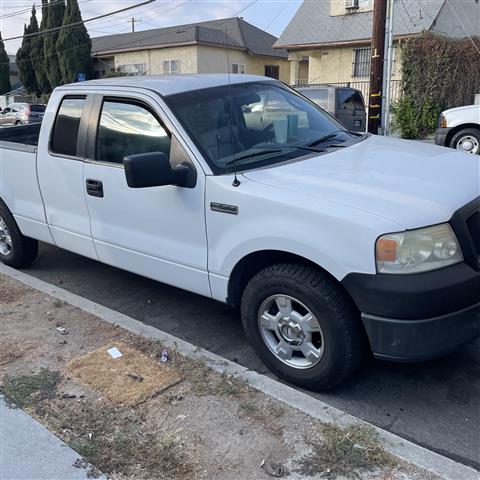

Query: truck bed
[0,123,41,150]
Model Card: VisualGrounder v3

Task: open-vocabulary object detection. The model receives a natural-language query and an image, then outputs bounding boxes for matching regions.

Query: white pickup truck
[435,104,480,154]
[1,75,479,390]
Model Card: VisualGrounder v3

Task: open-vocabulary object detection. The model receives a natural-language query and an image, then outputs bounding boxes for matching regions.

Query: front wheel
[241,264,365,391]
[450,128,480,155]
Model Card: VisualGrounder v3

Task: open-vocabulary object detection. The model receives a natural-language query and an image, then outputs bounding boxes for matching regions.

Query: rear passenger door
[36,93,97,259]
[82,93,210,297]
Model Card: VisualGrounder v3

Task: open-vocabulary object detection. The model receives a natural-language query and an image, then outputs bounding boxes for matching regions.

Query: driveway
[20,242,480,470]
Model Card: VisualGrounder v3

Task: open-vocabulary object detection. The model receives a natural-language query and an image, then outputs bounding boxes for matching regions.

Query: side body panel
[444,105,480,128]
[205,175,400,303]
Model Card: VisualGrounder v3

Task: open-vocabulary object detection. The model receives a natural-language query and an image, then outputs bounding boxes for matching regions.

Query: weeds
[296,423,396,479]
[2,369,61,407]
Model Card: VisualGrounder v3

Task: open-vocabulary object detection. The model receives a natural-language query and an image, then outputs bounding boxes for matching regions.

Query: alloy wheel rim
[258,294,324,369]
[0,217,12,256]
[456,135,479,154]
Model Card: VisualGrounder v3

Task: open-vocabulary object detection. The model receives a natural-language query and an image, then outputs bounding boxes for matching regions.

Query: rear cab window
[50,96,86,157]
[337,89,365,112]
[95,99,171,165]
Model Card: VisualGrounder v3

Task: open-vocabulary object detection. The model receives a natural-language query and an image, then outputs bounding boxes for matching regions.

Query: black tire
[241,263,365,391]
[449,128,480,155]
[0,199,38,268]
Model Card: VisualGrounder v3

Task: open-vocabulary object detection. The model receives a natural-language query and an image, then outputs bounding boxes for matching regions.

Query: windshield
[165,81,359,174]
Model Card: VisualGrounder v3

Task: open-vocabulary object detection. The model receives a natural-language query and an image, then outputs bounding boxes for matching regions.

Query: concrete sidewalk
[0,397,101,480]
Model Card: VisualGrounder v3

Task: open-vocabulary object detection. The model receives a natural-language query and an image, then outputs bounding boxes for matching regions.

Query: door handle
[86,179,104,198]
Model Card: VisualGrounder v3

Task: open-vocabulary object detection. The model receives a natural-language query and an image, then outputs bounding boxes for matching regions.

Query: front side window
[96,100,171,164]
[165,81,357,174]
[51,96,86,156]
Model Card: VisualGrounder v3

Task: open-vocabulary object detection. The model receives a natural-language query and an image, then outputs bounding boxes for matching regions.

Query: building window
[163,60,180,75]
[118,63,145,75]
[231,63,246,74]
[264,65,280,79]
[352,47,371,77]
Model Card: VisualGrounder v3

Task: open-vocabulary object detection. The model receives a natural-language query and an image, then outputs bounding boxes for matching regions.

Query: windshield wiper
[308,129,362,147]
[225,145,325,166]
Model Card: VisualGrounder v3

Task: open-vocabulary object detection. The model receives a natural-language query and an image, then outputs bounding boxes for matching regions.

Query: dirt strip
[0,273,437,480]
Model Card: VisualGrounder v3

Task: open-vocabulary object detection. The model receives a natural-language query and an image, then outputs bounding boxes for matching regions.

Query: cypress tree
[0,32,11,94]
[57,0,92,84]
[30,1,51,94]
[44,0,65,89]
[16,11,40,95]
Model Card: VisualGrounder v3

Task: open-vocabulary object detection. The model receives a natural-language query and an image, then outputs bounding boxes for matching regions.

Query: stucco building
[91,17,289,82]
[275,0,480,87]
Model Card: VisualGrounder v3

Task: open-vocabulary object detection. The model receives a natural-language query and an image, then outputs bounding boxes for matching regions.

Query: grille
[466,211,480,256]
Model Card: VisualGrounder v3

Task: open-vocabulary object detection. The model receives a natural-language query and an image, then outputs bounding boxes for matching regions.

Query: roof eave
[274,33,418,50]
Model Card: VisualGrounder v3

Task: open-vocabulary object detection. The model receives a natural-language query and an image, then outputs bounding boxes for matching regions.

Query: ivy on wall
[392,32,480,139]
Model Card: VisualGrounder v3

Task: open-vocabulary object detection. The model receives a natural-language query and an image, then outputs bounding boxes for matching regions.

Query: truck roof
[56,74,272,96]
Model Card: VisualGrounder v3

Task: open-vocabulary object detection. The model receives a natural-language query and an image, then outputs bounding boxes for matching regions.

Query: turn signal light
[376,238,397,262]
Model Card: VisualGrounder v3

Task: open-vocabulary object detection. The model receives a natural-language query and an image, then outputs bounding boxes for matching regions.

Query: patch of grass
[2,369,61,407]
[296,423,396,479]
[53,299,64,308]
[45,399,192,480]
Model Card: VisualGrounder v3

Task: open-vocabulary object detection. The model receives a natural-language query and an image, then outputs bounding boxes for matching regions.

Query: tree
[44,0,65,89]
[57,0,92,84]
[30,1,51,94]
[0,32,11,95]
[16,9,40,96]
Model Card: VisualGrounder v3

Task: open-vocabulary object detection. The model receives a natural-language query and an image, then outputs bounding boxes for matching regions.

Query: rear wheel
[450,128,480,155]
[241,263,364,390]
[0,200,38,268]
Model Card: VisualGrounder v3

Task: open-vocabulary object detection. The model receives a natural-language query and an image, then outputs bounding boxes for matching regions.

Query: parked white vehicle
[435,104,480,154]
[1,75,479,390]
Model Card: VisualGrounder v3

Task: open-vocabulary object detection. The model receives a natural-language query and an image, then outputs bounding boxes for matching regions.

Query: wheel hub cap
[258,294,324,369]
[457,135,479,154]
[278,318,304,345]
[0,217,12,256]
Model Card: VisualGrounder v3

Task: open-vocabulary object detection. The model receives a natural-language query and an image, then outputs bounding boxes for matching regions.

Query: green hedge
[393,32,480,139]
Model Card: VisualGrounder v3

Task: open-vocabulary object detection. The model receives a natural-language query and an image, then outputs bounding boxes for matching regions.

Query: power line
[2,0,157,41]
[264,0,291,30]
[445,0,480,56]
[4,0,261,66]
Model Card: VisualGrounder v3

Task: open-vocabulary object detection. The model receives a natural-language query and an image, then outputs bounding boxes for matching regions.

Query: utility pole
[382,0,395,136]
[368,0,387,134]
[129,17,141,32]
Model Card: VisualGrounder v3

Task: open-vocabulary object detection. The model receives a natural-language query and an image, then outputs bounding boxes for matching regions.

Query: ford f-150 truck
[435,104,480,154]
[1,75,479,390]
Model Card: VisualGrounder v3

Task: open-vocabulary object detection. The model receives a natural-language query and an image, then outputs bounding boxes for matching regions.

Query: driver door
[83,92,210,297]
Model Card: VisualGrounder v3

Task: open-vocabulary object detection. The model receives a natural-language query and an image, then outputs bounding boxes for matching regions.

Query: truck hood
[443,104,480,116]
[242,135,480,229]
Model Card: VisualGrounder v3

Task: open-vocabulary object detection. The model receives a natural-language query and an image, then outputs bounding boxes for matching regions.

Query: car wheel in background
[450,128,480,155]
[241,263,365,391]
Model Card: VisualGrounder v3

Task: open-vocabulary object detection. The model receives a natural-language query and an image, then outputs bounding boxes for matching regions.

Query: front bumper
[342,263,480,361]
[362,303,480,361]
[435,127,452,147]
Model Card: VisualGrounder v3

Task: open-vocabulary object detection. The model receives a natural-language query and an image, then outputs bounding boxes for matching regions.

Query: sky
[0,0,304,55]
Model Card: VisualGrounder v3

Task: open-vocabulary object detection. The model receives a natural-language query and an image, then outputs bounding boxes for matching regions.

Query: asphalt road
[20,242,480,469]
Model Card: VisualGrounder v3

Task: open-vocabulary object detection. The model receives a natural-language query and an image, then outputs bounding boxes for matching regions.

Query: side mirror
[124,152,194,189]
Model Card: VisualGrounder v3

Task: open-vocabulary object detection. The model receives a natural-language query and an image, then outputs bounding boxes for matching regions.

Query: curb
[2,264,478,480]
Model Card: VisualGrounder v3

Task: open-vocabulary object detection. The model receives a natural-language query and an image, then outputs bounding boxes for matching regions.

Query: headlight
[376,224,463,274]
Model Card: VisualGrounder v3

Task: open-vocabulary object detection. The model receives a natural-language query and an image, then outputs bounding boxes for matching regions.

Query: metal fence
[292,80,403,104]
